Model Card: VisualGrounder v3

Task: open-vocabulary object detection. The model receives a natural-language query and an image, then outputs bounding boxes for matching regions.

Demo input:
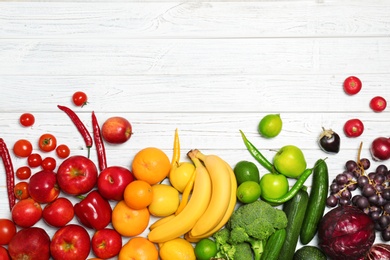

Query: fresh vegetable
[38,133,57,152]
[57,105,93,157]
[300,159,329,245]
[343,76,362,95]
[72,91,88,107]
[55,144,70,159]
[343,118,364,137]
[318,205,375,259]
[369,96,387,112]
[260,228,286,260]
[74,190,112,230]
[318,127,340,154]
[12,139,33,158]
[13,181,29,200]
[273,145,307,179]
[92,111,107,171]
[19,112,35,127]
[0,138,16,211]
[41,156,56,171]
[366,243,390,260]
[213,200,288,260]
[370,136,390,161]
[278,188,309,260]
[293,246,327,260]
[15,166,31,180]
[27,153,42,168]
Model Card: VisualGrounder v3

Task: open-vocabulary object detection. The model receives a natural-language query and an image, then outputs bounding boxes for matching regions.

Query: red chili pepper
[92,111,107,171]
[0,138,16,211]
[74,190,112,230]
[57,105,93,157]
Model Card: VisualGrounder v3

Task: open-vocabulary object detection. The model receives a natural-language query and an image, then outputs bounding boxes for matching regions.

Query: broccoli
[233,242,253,260]
[213,200,288,260]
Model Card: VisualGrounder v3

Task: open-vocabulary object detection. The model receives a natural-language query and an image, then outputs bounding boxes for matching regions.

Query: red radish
[370,96,387,112]
[370,137,390,161]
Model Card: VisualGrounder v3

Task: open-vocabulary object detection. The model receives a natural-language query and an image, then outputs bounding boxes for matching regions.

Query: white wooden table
[1,0,390,258]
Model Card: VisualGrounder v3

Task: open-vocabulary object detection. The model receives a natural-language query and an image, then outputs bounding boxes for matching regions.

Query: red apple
[28,169,60,204]
[97,166,134,201]
[0,246,10,260]
[43,197,74,227]
[11,198,42,228]
[50,224,91,260]
[91,228,122,259]
[101,116,132,144]
[57,155,98,195]
[8,227,50,260]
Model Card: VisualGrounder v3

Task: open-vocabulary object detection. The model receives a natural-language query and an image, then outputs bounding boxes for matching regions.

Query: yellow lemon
[148,184,180,217]
[159,237,196,260]
[169,162,195,193]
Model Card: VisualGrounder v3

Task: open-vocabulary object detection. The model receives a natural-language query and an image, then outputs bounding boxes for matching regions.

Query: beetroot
[8,227,50,260]
[318,205,375,260]
[366,243,390,260]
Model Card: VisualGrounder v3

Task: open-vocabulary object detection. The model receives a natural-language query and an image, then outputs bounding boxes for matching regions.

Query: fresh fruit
[41,156,56,171]
[343,76,362,95]
[370,137,390,161]
[112,200,150,237]
[124,180,153,210]
[13,139,33,158]
[148,183,180,217]
[131,147,171,185]
[19,113,35,127]
[56,144,70,159]
[13,181,29,200]
[8,227,50,260]
[27,153,42,168]
[101,116,132,144]
[233,160,260,185]
[159,237,196,260]
[0,219,16,245]
[273,145,307,178]
[258,113,283,138]
[237,181,261,204]
[42,197,74,227]
[118,237,158,260]
[11,198,42,228]
[318,128,340,154]
[28,169,60,204]
[344,118,364,137]
[194,238,218,260]
[0,246,9,260]
[260,173,289,200]
[97,166,134,201]
[169,162,195,193]
[370,96,387,112]
[72,91,88,107]
[15,166,31,180]
[38,133,57,152]
[91,228,122,259]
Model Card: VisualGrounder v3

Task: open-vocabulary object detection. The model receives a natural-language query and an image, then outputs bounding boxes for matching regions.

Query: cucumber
[300,159,329,245]
[261,228,286,260]
[278,188,309,260]
[293,246,327,260]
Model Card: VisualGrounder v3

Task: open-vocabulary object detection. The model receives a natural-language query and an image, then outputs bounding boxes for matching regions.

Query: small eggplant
[318,128,340,154]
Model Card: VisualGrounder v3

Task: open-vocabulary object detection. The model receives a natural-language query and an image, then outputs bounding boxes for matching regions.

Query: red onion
[370,137,390,161]
[366,243,390,260]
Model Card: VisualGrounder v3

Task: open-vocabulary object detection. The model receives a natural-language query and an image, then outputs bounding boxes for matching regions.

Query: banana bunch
[148,149,237,244]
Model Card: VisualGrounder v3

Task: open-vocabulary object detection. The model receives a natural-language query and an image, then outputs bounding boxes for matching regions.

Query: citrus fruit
[159,237,196,260]
[119,236,158,260]
[236,181,262,204]
[131,147,171,185]
[123,180,153,209]
[169,162,195,193]
[258,114,283,138]
[194,238,218,260]
[112,200,150,237]
[233,160,260,185]
[148,184,180,217]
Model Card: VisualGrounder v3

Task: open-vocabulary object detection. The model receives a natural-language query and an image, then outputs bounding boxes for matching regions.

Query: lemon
[159,237,196,260]
[236,181,261,204]
[258,114,283,138]
[169,162,195,193]
[148,184,180,217]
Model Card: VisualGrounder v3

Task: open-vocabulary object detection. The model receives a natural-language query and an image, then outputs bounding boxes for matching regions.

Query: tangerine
[118,237,158,260]
[124,180,153,209]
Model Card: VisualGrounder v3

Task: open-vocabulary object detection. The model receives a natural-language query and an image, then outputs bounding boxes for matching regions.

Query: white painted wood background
[1,0,390,258]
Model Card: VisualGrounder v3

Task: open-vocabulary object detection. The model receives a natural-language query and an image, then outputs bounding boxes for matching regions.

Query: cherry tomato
[0,219,17,245]
[370,96,387,112]
[27,153,42,168]
[16,166,32,180]
[14,181,29,200]
[38,133,57,152]
[343,76,362,95]
[72,91,88,107]
[19,113,35,127]
[13,139,33,158]
[344,118,364,137]
[56,144,70,159]
[41,157,57,171]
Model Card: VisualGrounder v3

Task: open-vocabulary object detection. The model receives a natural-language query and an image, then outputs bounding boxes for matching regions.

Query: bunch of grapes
[326,157,390,241]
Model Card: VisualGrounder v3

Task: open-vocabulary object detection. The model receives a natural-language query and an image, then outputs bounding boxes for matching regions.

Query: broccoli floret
[213,228,236,260]
[233,242,253,260]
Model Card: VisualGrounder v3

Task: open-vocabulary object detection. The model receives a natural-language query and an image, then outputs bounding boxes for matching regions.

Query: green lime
[258,114,283,138]
[236,181,262,204]
[233,160,260,185]
[194,238,218,260]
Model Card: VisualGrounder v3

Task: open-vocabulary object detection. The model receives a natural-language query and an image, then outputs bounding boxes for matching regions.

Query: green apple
[273,145,306,178]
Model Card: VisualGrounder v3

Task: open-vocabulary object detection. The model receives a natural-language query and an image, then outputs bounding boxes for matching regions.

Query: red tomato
[56,144,70,159]
[72,91,88,107]
[0,219,17,245]
[0,246,10,259]
[19,113,35,127]
[38,133,57,152]
[14,182,29,200]
[27,153,42,168]
[41,157,57,171]
[13,139,33,158]
[370,96,387,112]
[343,76,362,95]
[344,118,364,137]
[15,166,32,180]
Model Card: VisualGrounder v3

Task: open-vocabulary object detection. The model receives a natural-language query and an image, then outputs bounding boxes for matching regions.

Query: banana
[149,214,175,231]
[188,150,232,238]
[147,150,212,243]
[185,161,237,242]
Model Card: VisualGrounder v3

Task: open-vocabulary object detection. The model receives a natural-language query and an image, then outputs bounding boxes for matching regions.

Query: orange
[112,200,150,237]
[119,237,158,260]
[131,147,171,185]
[124,180,153,209]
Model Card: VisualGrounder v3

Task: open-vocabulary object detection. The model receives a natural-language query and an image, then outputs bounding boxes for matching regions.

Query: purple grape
[326,195,339,207]
[376,164,388,175]
[345,160,358,172]
[356,196,370,209]
[360,158,371,170]
[362,184,376,197]
[383,189,390,200]
[358,175,369,188]
[382,227,390,241]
